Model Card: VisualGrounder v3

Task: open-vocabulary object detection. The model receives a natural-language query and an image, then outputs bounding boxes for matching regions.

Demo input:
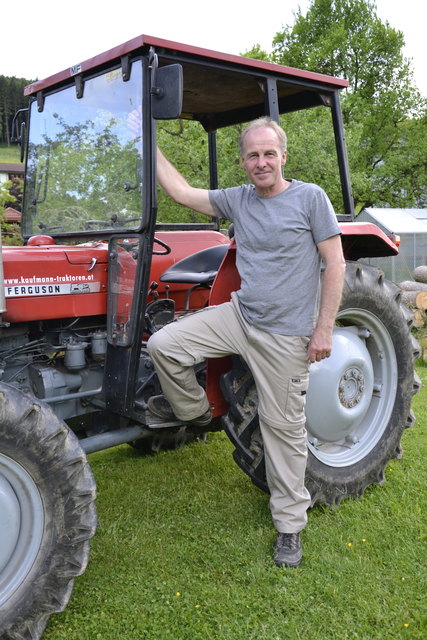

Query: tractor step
[145,413,184,429]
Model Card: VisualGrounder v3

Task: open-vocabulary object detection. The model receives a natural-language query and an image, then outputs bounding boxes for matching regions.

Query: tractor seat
[160,243,229,310]
[160,243,229,286]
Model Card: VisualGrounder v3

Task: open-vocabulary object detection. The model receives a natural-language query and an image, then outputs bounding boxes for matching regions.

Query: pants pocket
[285,375,309,423]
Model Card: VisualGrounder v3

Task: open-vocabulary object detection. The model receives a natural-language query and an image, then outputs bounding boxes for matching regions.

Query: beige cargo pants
[147,293,312,533]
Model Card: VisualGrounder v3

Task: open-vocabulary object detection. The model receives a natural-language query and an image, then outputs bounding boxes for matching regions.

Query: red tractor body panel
[2,231,229,323]
[3,242,109,322]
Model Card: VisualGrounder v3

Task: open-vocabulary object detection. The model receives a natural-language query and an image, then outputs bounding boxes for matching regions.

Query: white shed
[357,208,427,283]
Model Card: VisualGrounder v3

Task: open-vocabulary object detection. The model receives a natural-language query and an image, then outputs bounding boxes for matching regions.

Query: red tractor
[0,35,420,639]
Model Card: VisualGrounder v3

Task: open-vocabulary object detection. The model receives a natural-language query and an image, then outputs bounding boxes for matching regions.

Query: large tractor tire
[0,383,97,640]
[221,263,421,507]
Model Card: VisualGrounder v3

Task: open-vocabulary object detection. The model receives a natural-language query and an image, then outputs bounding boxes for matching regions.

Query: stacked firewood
[399,266,427,325]
[399,266,427,362]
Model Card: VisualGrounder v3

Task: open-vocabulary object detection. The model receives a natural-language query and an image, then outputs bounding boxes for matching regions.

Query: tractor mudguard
[205,240,240,417]
[340,221,399,260]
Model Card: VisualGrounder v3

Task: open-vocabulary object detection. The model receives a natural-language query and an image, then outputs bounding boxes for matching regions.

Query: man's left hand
[307,327,332,363]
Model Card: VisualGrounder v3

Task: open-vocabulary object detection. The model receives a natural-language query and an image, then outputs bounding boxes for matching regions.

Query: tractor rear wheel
[221,263,421,507]
[0,383,97,640]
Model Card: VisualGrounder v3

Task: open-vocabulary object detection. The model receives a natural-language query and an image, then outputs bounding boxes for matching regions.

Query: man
[147,117,346,567]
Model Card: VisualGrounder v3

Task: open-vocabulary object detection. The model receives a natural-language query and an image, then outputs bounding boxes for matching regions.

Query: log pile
[399,265,427,362]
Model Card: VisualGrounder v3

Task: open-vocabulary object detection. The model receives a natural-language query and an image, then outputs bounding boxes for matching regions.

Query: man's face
[241,127,287,197]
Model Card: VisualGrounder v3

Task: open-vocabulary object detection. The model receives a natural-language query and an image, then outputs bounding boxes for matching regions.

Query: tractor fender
[340,222,399,261]
[205,241,240,417]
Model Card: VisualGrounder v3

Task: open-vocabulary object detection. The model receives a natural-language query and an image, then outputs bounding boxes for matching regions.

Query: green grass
[0,144,20,163]
[43,363,427,640]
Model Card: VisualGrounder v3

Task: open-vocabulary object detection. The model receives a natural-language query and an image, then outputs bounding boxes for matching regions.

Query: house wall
[0,163,24,184]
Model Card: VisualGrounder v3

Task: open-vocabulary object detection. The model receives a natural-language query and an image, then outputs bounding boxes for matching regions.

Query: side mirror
[151,64,183,120]
[11,108,29,163]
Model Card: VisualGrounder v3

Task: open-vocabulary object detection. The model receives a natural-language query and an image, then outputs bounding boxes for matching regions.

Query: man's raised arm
[157,148,217,217]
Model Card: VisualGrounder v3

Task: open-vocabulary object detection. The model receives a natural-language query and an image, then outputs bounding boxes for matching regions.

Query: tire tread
[0,383,97,640]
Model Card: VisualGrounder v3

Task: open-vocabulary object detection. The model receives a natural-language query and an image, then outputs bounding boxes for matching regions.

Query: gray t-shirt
[209,179,341,336]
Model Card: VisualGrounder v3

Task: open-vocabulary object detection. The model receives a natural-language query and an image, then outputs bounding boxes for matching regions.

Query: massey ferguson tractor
[0,35,420,639]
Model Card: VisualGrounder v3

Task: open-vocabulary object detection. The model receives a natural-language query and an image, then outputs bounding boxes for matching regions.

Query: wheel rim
[306,307,397,467]
[0,453,44,606]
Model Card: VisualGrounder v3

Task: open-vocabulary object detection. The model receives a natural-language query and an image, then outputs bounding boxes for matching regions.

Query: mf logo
[70,64,82,76]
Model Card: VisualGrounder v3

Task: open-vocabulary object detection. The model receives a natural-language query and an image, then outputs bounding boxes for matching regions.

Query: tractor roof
[24,34,348,130]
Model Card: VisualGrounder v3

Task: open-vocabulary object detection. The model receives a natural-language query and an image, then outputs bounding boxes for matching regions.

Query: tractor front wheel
[0,383,97,640]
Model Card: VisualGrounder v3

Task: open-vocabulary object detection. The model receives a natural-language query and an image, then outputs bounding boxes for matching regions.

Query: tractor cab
[20,34,354,242]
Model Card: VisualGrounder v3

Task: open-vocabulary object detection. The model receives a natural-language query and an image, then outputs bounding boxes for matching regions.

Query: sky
[1,0,425,96]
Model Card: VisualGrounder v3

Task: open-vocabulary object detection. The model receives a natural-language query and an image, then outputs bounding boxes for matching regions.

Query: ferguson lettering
[4,279,101,298]
[8,285,61,296]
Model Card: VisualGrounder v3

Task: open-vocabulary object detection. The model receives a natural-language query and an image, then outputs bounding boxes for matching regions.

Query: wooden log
[413,265,427,283]
[401,290,418,307]
[399,280,427,292]
[413,309,426,328]
[415,291,427,310]
[402,289,427,310]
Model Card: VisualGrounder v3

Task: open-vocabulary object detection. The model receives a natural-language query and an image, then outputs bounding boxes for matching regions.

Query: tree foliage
[0,75,32,145]
[272,0,408,97]
[245,0,427,211]
[157,120,245,223]
[0,180,23,245]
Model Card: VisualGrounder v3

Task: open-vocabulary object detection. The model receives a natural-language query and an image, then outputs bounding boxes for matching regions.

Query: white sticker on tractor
[5,281,101,298]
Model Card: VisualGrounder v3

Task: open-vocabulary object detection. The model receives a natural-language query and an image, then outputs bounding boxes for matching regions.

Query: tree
[157,120,246,223]
[251,0,427,211]
[272,0,408,96]
[0,75,32,145]
[0,180,12,209]
[0,180,22,245]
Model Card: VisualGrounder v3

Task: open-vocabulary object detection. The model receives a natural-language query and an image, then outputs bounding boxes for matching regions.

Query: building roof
[361,208,427,234]
[0,163,24,174]
[3,207,22,223]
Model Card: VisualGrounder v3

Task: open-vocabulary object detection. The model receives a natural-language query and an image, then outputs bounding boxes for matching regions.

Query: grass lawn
[0,144,20,163]
[42,361,427,640]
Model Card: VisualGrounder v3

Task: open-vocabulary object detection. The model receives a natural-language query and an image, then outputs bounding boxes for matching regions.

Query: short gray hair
[239,117,287,155]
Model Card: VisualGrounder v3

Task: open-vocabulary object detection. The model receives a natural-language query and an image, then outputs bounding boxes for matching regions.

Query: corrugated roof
[360,208,427,234]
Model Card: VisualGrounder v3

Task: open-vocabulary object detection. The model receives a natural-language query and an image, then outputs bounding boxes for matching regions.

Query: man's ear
[281,151,287,166]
